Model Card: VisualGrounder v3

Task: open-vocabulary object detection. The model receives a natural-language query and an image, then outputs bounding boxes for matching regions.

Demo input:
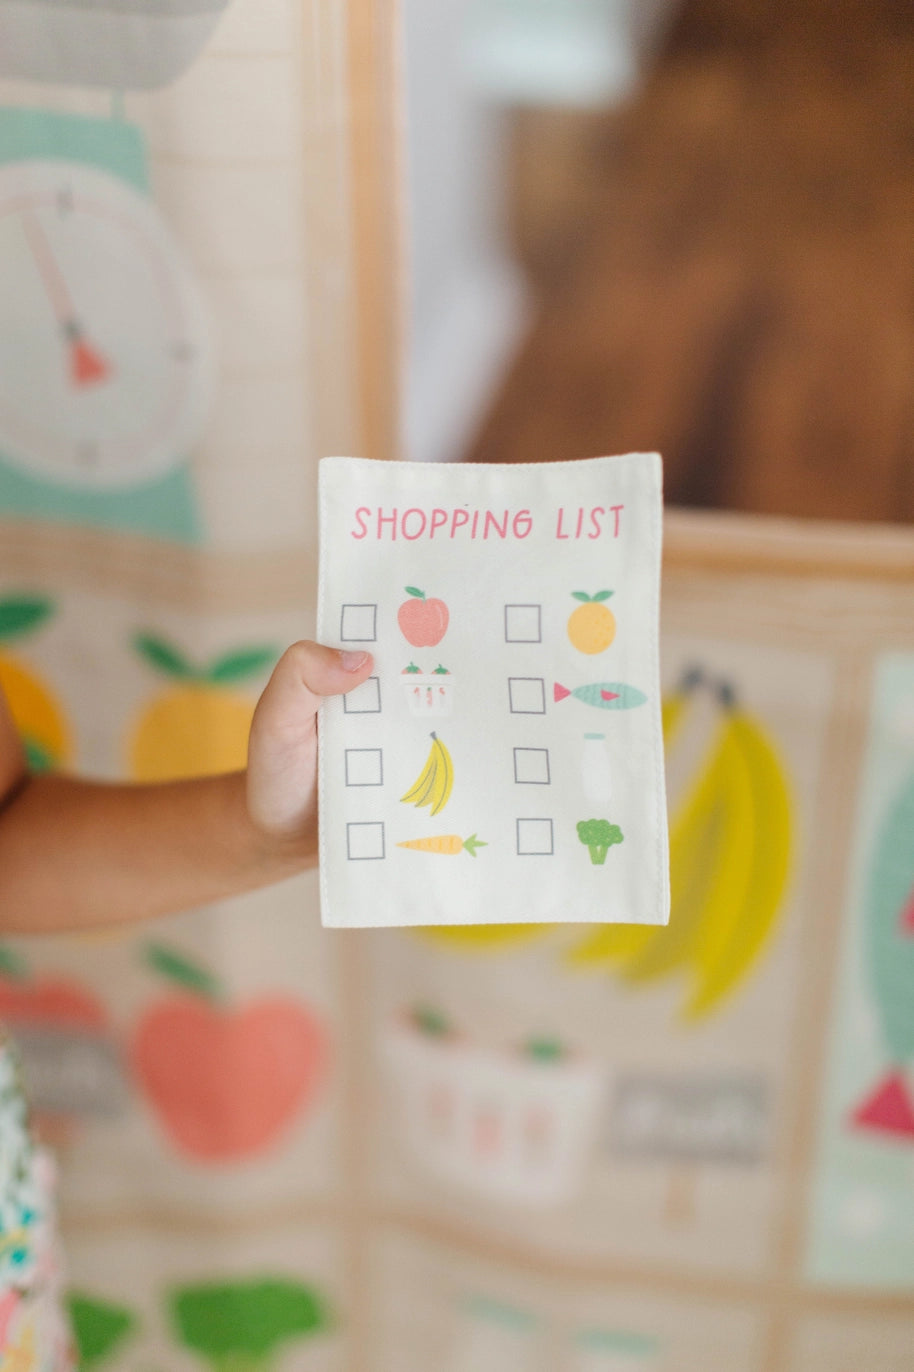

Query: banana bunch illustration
[569,668,793,1019]
[401,732,454,816]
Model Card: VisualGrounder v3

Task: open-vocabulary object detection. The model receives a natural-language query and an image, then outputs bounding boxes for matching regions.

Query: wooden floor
[466,0,914,524]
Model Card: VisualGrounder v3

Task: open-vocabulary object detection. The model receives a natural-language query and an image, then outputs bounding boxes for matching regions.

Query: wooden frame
[664,508,914,582]
[300,0,403,466]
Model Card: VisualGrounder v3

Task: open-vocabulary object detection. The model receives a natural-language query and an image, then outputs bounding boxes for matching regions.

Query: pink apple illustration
[131,944,329,1163]
[398,587,449,647]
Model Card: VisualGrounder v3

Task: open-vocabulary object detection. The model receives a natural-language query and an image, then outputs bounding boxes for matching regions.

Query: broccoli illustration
[576,818,624,865]
[169,1278,330,1372]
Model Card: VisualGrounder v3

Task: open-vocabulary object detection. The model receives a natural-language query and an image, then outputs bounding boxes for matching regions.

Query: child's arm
[0,642,372,934]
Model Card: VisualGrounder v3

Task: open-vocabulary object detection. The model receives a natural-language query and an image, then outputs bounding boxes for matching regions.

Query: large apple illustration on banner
[397,587,449,647]
[131,944,329,1163]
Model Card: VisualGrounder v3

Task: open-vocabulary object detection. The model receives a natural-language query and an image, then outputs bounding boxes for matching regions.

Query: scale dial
[0,159,213,489]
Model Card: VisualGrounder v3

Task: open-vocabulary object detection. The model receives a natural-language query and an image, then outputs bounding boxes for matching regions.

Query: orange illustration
[0,596,71,772]
[128,633,277,781]
[567,591,616,654]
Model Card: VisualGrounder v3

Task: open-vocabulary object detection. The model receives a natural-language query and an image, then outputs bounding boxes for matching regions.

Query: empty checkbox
[345,748,384,786]
[513,747,550,784]
[508,677,546,714]
[343,676,382,713]
[516,818,554,856]
[347,822,386,860]
[340,603,377,641]
[504,604,542,643]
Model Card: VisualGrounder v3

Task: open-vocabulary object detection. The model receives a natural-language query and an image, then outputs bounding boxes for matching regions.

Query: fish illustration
[554,681,647,710]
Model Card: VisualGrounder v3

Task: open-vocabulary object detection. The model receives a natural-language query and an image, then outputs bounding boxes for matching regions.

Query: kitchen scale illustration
[0,0,233,91]
[0,107,213,541]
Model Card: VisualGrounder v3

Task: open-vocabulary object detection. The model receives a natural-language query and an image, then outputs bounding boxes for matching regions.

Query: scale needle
[22,209,112,389]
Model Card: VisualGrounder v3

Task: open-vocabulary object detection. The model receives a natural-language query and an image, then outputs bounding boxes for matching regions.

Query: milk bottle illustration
[451,1298,539,1372]
[582,733,613,806]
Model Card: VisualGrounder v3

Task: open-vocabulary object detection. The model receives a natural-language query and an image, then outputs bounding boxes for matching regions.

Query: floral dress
[0,1039,72,1370]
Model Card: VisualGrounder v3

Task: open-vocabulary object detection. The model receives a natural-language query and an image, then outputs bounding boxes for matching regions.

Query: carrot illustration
[397,834,487,857]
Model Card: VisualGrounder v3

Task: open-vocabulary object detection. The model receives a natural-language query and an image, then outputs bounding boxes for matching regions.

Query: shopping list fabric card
[317,454,668,929]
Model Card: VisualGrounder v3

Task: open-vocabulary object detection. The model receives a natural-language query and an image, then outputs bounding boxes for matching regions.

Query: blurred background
[392,7,914,1370]
[0,0,912,1368]
[403,0,914,522]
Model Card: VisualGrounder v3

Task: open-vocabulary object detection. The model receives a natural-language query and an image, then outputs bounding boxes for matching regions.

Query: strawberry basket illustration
[401,663,454,717]
[383,1013,605,1206]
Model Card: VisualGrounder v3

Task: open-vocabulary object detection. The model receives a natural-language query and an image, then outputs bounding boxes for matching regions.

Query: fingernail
[339,650,369,672]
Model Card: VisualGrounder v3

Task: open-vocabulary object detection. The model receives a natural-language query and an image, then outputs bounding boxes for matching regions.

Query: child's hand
[246,642,374,852]
[0,640,373,930]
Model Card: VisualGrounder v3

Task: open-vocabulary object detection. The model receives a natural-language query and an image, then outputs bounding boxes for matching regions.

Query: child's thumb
[258,641,374,724]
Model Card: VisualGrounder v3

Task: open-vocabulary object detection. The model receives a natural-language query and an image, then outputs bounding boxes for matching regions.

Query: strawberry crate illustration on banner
[383,1010,605,1206]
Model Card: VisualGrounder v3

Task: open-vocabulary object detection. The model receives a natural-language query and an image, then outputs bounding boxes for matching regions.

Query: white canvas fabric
[318,454,668,929]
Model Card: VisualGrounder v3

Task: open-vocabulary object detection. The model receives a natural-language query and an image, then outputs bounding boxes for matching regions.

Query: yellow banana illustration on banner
[569,670,793,1019]
[417,667,793,1014]
[685,707,791,1017]
[401,732,454,816]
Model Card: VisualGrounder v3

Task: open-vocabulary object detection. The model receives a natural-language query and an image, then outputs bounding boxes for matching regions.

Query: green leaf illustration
[0,945,29,981]
[592,590,614,601]
[525,1036,566,1062]
[404,587,426,599]
[146,943,224,1002]
[169,1279,330,1372]
[571,591,592,602]
[24,738,55,773]
[133,633,197,681]
[412,1004,451,1037]
[69,1294,138,1372]
[0,596,54,641]
[207,648,278,685]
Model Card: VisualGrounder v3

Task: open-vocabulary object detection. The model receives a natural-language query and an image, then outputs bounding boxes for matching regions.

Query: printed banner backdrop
[0,0,370,1366]
[0,3,913,1370]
